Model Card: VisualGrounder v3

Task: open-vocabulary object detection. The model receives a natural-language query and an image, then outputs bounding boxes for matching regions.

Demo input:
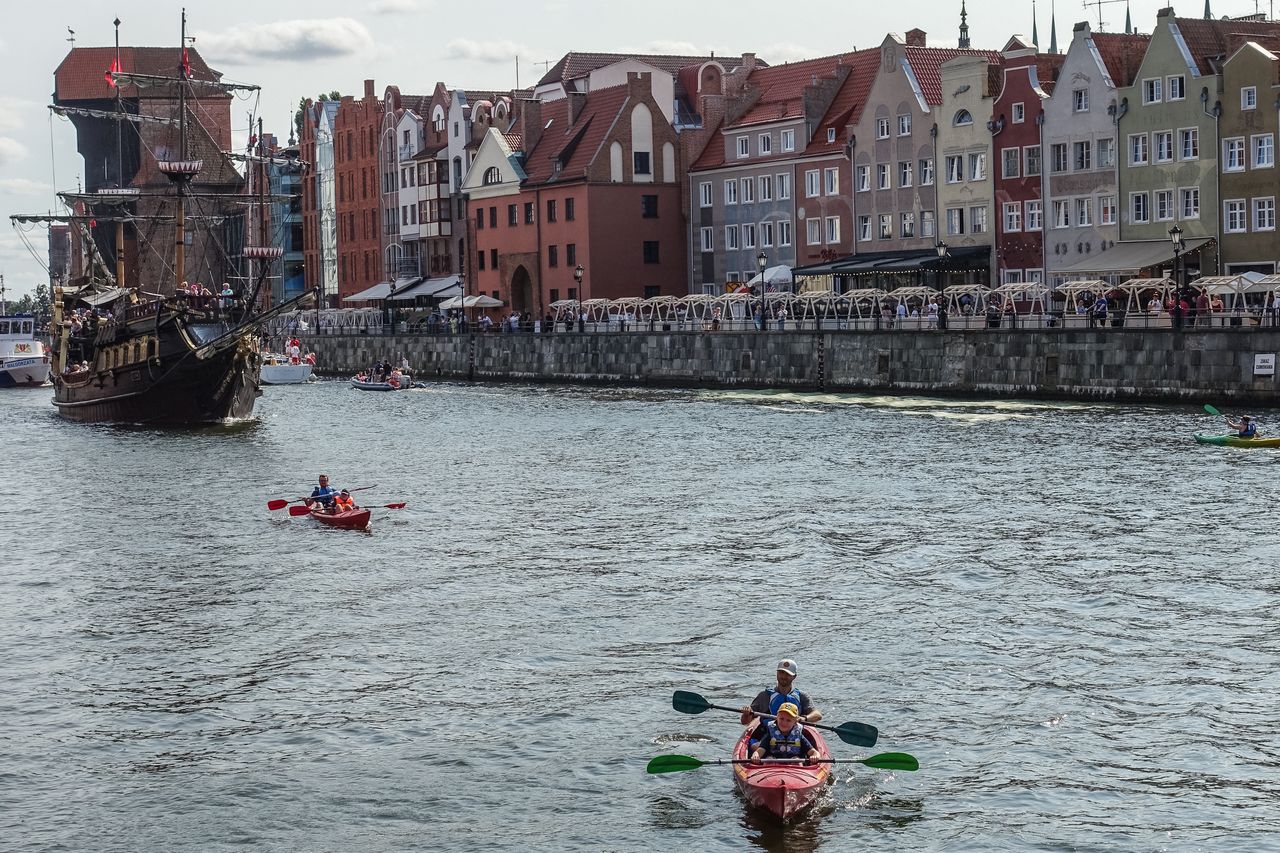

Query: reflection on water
[4,381,1280,851]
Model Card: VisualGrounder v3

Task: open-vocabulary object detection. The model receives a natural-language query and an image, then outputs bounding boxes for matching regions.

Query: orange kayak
[731,727,832,819]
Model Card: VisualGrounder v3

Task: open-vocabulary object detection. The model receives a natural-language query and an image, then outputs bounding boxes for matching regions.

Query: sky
[0,0,1261,300]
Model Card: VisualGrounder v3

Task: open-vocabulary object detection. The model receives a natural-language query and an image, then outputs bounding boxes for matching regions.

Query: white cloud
[368,0,423,12]
[445,38,527,64]
[761,42,813,64]
[0,137,28,166]
[193,18,375,64]
[0,177,49,195]
[642,41,705,55]
[0,97,42,134]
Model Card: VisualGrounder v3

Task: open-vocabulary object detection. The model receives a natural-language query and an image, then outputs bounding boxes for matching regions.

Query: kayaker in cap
[334,490,355,511]
[306,474,340,509]
[1226,415,1258,438]
[748,702,821,764]
[739,659,823,726]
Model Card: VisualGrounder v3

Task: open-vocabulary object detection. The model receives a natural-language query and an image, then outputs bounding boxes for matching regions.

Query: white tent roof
[746,264,794,286]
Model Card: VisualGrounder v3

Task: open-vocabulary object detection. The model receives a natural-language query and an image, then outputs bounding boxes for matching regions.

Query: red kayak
[731,727,832,819]
[310,507,371,530]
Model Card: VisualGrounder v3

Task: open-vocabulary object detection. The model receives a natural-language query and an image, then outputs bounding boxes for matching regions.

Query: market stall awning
[386,274,462,301]
[1049,238,1213,274]
[794,246,991,277]
[342,281,394,302]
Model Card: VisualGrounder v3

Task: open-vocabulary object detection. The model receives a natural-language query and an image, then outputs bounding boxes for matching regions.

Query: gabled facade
[992,37,1062,284]
[1043,24,1149,283]
[331,80,384,301]
[936,54,1000,278]
[1216,40,1280,273]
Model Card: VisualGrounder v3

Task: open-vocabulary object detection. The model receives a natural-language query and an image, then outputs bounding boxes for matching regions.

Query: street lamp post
[573,264,584,332]
[935,241,949,331]
[1169,225,1185,329]
[756,250,768,331]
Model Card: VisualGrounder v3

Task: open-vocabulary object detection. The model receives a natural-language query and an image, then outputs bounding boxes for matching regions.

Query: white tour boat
[260,352,314,385]
[0,315,51,387]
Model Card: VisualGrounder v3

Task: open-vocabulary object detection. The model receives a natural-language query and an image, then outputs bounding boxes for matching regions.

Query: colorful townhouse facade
[1219,39,1280,273]
[936,53,1000,282]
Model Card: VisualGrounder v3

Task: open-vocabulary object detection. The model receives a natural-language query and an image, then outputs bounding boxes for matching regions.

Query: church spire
[959,0,971,49]
[1049,0,1059,53]
[1203,0,1212,18]
[1124,1,1133,33]
[1032,0,1040,48]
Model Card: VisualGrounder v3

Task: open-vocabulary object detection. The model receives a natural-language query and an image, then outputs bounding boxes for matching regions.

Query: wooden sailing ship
[11,13,311,424]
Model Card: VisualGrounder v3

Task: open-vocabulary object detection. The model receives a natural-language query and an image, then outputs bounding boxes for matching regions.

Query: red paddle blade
[267,499,288,510]
[383,503,406,509]
[288,505,313,516]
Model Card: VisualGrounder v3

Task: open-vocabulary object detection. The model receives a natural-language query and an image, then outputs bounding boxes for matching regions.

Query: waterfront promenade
[300,326,1280,405]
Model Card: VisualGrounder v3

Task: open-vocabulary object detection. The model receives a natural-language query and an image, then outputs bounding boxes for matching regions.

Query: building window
[1099,195,1116,225]
[1024,146,1041,176]
[1004,202,1022,232]
[759,133,772,154]
[742,178,755,203]
[1052,200,1070,228]
[641,194,658,218]
[1224,138,1245,172]
[945,155,963,183]
[777,173,791,199]
[1130,192,1149,223]
[725,179,738,204]
[970,206,987,233]
[1025,200,1042,230]
[900,211,915,237]
[758,175,773,201]
[547,199,557,222]
[1129,134,1149,166]
[700,227,713,251]
[953,109,973,126]
[858,215,872,241]
[699,182,712,207]
[876,117,890,138]
[548,245,559,267]
[807,218,822,245]
[1012,102,1025,123]
[824,168,839,195]
[778,219,792,246]
[946,207,965,235]
[825,216,840,243]
[737,136,749,158]
[476,208,484,230]
[898,114,912,136]
[878,214,892,239]
[1073,89,1089,112]
[919,158,934,185]
[477,250,485,270]
[1051,143,1068,173]
[1168,75,1185,100]
[489,207,497,228]
[725,225,739,250]
[969,153,986,181]
[1242,86,1258,110]
[760,221,774,247]
[565,197,575,221]
[805,170,820,197]
[1002,148,1020,178]
[508,204,518,226]
[524,202,535,224]
[643,241,660,263]
[1180,128,1199,160]
[1074,141,1092,171]
[567,243,577,265]
[482,166,501,185]
[856,165,871,192]
[1181,187,1200,219]
[634,151,651,175]
[877,164,889,190]
[1078,197,1095,226]
[1098,137,1115,168]
[1254,197,1276,231]
[827,128,836,143]
[781,129,795,151]
[1143,78,1162,104]
[1253,134,1274,168]
[1154,131,1174,163]
[921,209,935,237]
[898,160,913,187]
[1225,199,1247,232]
[742,223,756,248]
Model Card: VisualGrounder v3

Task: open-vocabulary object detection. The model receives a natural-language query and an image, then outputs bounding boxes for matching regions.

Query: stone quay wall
[302,329,1280,404]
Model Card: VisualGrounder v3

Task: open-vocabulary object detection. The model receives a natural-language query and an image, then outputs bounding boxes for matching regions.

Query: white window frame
[759,174,773,201]
[1143,77,1162,104]
[876,117,890,139]
[724,179,738,205]
[1180,187,1200,220]
[1076,197,1093,227]
[898,114,912,136]
[1179,128,1199,160]
[827,128,837,143]
[945,207,965,236]
[759,133,772,155]
[699,181,712,207]
[858,215,872,242]
[1073,89,1089,112]
[1129,133,1148,166]
[1154,189,1174,222]
[1168,75,1185,100]
[1252,134,1274,169]
[1004,201,1022,232]
[700,227,713,252]
[1154,130,1174,163]
[969,153,986,181]
[919,158,935,185]
[877,214,892,239]
[1224,137,1245,172]
[741,177,755,204]
[900,211,915,238]
[921,210,936,238]
[1242,86,1258,111]
[1099,195,1116,225]
[804,169,820,198]
[1051,143,1068,173]
[970,205,988,234]
[898,160,913,188]
[1224,198,1247,233]
[1130,192,1149,224]
[945,155,963,184]
[760,220,774,248]
[777,173,791,200]
[1098,137,1115,168]
[877,163,890,190]
[856,165,871,192]
[725,224,739,250]
[1253,197,1275,231]
[1052,200,1070,229]
[1024,200,1042,231]
[742,223,756,249]
[825,216,840,244]
[824,167,839,195]
[736,136,749,158]
[1012,102,1025,123]
[1074,140,1092,171]
[781,129,795,152]
[806,218,822,245]
[778,219,792,246]
[1024,146,1041,176]
[1002,148,1020,178]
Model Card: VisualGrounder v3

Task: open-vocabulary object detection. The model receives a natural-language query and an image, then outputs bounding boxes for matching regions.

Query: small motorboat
[1193,433,1280,448]
[731,727,832,819]
[351,375,400,391]
[261,352,314,385]
[310,507,372,530]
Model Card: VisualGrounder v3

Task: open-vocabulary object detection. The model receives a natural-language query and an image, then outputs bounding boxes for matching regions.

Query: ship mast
[175,9,187,288]
[113,17,125,289]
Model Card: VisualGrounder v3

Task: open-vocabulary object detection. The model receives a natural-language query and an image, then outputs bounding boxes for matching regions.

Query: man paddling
[739,659,824,726]
[306,474,340,509]
[748,702,821,765]
[1226,415,1258,438]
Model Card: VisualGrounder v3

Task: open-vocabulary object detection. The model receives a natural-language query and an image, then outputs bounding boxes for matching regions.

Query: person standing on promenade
[739,659,824,726]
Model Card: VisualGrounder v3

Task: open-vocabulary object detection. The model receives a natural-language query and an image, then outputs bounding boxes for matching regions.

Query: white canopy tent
[746,264,794,290]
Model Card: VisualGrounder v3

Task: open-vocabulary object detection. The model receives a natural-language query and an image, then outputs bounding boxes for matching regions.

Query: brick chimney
[628,71,652,100]
[519,97,543,153]
[363,79,376,101]
[905,29,926,47]
[567,91,588,124]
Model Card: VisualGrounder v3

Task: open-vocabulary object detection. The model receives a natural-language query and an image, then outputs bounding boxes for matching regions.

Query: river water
[3,381,1279,852]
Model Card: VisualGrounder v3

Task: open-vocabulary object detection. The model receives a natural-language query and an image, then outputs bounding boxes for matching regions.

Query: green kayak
[1194,433,1280,448]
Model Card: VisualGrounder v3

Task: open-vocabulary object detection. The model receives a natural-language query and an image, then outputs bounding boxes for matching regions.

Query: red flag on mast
[104,57,121,87]
[181,47,191,78]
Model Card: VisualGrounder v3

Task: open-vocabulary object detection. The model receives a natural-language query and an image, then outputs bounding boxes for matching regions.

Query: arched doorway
[510,265,533,315]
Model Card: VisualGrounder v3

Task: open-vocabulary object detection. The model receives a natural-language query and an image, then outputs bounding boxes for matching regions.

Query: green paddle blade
[646,754,708,774]
[833,721,878,748]
[860,752,919,772]
[672,690,712,715]
[1204,404,1222,416]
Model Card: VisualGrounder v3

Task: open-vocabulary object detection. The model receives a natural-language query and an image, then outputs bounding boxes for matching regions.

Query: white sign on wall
[1255,353,1276,376]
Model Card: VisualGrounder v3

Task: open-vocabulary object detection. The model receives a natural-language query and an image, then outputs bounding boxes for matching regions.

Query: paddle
[288,502,405,516]
[646,752,919,775]
[267,484,378,510]
[1203,404,1223,417]
[672,690,879,748]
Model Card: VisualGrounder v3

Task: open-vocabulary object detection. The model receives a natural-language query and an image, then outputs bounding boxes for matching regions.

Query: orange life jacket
[335,496,354,510]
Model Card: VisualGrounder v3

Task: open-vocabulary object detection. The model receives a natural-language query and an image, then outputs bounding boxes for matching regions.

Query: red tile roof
[536,52,762,88]
[903,46,1002,105]
[803,49,881,156]
[1034,53,1066,93]
[521,86,636,184]
[731,52,861,128]
[690,119,727,171]
[1174,16,1280,76]
[54,47,221,102]
[1090,32,1151,88]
